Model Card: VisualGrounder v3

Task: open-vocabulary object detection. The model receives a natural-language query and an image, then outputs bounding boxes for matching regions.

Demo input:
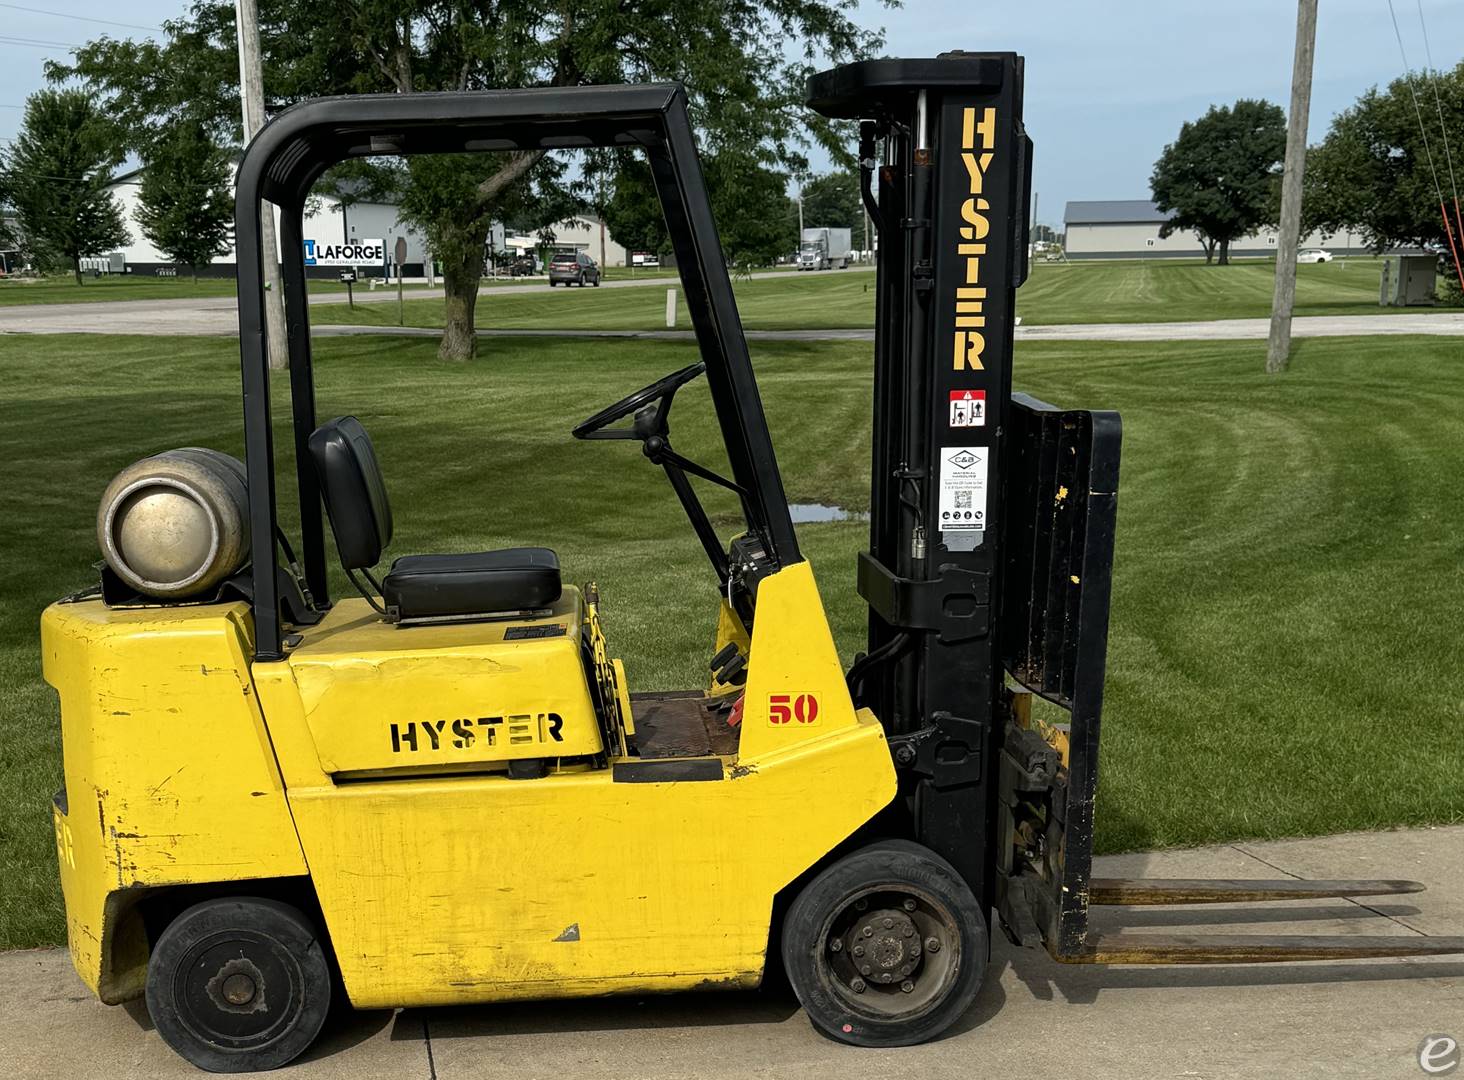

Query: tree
[1304,62,1464,264]
[135,123,235,279]
[603,152,798,268]
[1150,99,1286,265]
[59,1,884,359]
[7,89,129,283]
[800,170,861,230]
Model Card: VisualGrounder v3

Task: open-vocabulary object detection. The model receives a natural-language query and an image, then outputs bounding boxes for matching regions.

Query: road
[3,269,1463,340]
[4,825,1461,1079]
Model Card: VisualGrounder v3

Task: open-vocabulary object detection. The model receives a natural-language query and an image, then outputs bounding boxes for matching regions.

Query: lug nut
[902,899,917,912]
[830,938,843,952]
[901,980,915,993]
[851,978,866,993]
[852,945,864,957]
[910,942,921,955]
[862,926,873,938]
[882,917,894,929]
[854,899,868,912]
[879,973,893,983]
[860,964,872,975]
[902,925,914,937]
[925,937,941,953]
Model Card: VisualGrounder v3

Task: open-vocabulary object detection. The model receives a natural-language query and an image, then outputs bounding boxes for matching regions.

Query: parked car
[548,251,602,286]
[1297,248,1333,264]
[508,255,537,276]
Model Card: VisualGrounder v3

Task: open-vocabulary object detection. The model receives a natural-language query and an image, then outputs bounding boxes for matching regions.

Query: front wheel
[145,897,333,1072]
[781,839,987,1048]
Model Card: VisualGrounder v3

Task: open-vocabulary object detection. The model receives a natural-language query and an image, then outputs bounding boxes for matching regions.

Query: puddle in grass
[788,503,868,524]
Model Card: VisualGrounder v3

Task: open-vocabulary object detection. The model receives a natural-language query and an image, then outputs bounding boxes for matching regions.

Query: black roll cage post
[232,84,801,662]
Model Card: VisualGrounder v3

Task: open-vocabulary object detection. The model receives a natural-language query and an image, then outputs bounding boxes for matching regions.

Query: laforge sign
[954,106,997,372]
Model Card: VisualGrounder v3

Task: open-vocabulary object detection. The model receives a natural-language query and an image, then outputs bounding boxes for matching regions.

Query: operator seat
[307,416,561,621]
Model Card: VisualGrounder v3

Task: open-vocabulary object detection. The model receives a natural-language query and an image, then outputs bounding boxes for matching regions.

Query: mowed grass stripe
[1,332,1461,949]
[312,258,1406,332]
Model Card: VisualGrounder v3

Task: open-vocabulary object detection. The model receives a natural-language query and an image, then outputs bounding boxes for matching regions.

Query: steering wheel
[572,361,706,440]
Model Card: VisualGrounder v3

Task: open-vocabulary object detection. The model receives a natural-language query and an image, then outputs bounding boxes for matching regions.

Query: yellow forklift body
[285,589,604,775]
[41,600,307,1003]
[251,561,895,1007]
[47,561,896,1009]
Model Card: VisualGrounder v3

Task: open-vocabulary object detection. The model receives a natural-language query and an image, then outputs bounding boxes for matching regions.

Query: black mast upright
[808,54,1032,906]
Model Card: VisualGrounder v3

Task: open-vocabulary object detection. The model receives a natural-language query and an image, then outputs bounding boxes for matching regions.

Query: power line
[0,34,81,49]
[0,3,160,32]
[1385,1,1445,202]
[1415,0,1460,206]
[1385,0,1463,284]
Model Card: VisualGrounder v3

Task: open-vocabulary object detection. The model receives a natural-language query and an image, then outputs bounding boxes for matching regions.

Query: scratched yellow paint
[45,561,897,1010]
[42,600,306,1002]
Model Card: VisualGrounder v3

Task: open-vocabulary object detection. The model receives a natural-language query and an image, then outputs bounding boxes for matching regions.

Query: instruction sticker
[948,390,986,428]
[939,447,988,532]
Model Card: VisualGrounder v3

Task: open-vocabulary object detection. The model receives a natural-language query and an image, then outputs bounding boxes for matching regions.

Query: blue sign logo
[303,239,318,266]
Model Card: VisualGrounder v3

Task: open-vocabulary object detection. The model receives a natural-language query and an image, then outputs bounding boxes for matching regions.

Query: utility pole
[235,0,288,370]
[1266,0,1319,375]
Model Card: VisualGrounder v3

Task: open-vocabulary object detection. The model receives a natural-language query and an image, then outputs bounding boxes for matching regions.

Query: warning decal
[939,447,988,532]
[949,389,986,427]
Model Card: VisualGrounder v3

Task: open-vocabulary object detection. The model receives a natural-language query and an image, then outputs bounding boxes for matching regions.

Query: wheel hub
[205,956,269,1015]
[850,909,922,983]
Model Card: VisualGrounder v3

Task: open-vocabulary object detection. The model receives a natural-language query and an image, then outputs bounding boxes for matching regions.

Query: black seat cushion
[382,547,562,619]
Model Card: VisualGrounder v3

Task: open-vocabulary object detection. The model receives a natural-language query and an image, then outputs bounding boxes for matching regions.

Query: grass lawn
[3,331,1463,948]
[309,257,1411,332]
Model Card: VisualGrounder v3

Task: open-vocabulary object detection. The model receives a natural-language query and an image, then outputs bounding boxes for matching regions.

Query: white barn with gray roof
[1062,199,1365,260]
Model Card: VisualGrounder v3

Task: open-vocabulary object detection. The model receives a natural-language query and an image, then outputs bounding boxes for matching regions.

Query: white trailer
[797,227,854,270]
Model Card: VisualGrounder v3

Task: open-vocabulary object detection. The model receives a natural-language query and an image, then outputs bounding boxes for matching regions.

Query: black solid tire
[577,272,586,286]
[781,839,987,1048]
[145,897,332,1073]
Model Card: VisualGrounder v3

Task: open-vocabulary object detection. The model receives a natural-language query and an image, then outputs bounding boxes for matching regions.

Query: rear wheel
[781,839,987,1048]
[145,897,332,1072]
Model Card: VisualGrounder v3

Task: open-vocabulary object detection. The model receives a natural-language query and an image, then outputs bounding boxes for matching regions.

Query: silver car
[548,251,602,286]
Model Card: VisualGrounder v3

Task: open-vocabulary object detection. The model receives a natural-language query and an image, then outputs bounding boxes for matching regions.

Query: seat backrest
[307,416,393,570]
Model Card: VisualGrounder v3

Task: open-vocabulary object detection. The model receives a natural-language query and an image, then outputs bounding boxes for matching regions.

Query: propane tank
[96,448,251,599]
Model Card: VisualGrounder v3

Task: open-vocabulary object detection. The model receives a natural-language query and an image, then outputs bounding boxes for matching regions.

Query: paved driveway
[4,826,1461,1079]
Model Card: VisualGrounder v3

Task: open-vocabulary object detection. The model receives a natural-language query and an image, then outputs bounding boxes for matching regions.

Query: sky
[2,0,1462,229]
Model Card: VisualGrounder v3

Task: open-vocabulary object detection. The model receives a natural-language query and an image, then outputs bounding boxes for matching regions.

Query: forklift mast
[811,53,1464,967]
[810,54,1038,909]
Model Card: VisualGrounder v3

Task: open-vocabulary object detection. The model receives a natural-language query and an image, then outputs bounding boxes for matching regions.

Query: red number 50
[769,693,819,725]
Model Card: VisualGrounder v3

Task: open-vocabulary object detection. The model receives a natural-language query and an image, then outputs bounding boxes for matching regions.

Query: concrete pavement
[4,825,1462,1079]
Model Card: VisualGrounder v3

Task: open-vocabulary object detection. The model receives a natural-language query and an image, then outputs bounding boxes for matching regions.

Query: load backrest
[307,416,394,570]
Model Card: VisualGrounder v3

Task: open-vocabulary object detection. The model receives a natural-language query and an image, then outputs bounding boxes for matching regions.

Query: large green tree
[59,1,885,358]
[136,123,235,279]
[799,170,860,230]
[601,150,794,268]
[1150,99,1286,265]
[1304,62,1464,264]
[7,89,129,283]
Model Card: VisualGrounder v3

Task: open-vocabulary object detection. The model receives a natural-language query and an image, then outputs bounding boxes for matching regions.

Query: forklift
[43,53,1464,1073]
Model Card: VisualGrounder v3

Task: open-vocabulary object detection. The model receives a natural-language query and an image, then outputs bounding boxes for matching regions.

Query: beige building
[544,214,628,267]
[1062,200,1367,260]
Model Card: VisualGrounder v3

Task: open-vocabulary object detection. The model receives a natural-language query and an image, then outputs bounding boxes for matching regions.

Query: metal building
[1061,199,1366,260]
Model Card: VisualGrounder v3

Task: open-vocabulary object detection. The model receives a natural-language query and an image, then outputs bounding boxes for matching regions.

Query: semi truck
[797,226,853,270]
